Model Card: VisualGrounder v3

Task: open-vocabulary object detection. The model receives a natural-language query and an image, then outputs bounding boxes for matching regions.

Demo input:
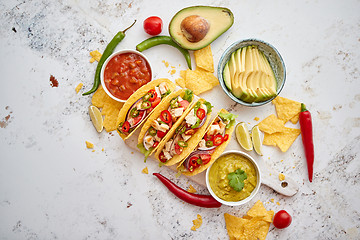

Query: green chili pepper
[136,36,192,70]
[170,97,179,108]
[148,127,157,136]
[82,20,137,96]
[141,100,151,109]
[143,92,152,101]
[206,140,213,147]
[130,108,139,118]
[178,141,188,148]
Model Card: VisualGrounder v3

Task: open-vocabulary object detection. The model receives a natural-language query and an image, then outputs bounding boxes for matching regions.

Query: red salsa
[103,52,152,100]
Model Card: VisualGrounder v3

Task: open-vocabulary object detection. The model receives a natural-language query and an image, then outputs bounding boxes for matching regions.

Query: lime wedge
[251,125,263,156]
[89,105,103,133]
[235,122,252,151]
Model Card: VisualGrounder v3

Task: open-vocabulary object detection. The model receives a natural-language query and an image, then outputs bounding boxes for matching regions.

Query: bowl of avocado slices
[218,39,286,106]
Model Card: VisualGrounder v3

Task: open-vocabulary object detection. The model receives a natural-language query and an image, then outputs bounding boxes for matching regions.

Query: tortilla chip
[91,86,108,108]
[187,185,197,193]
[258,114,286,134]
[272,96,301,122]
[90,50,102,62]
[175,77,186,88]
[194,45,214,73]
[102,102,124,132]
[185,68,219,95]
[290,113,299,124]
[180,70,187,79]
[263,127,301,152]
[243,218,270,240]
[224,213,248,240]
[75,83,83,93]
[246,200,274,223]
[191,214,202,231]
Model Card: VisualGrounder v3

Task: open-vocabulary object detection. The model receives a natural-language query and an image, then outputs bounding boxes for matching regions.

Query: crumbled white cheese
[185,111,197,126]
[170,107,184,118]
[163,151,172,160]
[144,135,154,149]
[159,82,168,95]
[165,141,172,152]
[151,120,169,132]
[208,124,221,136]
[198,139,206,148]
[154,86,161,98]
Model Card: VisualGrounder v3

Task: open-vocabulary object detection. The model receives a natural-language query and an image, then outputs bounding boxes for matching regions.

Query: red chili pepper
[213,134,224,146]
[196,108,206,120]
[153,173,222,208]
[160,110,172,124]
[158,152,167,163]
[148,89,157,102]
[299,103,314,182]
[121,121,130,132]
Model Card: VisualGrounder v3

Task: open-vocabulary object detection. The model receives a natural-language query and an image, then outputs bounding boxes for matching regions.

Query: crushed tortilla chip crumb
[279,173,285,181]
[102,148,104,151]
[162,60,169,68]
[85,141,94,149]
[75,83,83,93]
[191,214,202,231]
[142,167,149,174]
[276,202,280,206]
[90,50,102,63]
[187,185,197,193]
[168,69,176,75]
[92,150,95,152]
[270,198,274,203]
[254,117,260,121]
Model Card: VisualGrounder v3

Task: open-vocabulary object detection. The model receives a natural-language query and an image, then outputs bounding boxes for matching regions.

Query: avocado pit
[180,15,210,43]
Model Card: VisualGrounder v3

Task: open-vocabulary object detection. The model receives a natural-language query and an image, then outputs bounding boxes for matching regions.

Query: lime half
[235,122,252,151]
[89,105,103,133]
[251,125,263,156]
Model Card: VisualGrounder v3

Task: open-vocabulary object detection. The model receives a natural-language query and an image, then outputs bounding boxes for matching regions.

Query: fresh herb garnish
[183,89,193,102]
[137,143,153,162]
[227,169,247,192]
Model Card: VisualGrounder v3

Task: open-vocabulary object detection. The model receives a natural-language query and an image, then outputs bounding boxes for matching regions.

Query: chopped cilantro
[227,169,247,192]
[218,112,238,129]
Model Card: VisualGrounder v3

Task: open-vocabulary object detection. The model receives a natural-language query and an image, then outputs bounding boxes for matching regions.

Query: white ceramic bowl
[205,150,262,206]
[100,49,153,102]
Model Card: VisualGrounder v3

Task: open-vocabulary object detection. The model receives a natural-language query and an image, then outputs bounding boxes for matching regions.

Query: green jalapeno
[136,36,192,70]
[83,20,137,96]
[141,100,152,109]
[148,127,157,136]
[130,107,139,118]
[177,141,188,148]
[206,140,214,147]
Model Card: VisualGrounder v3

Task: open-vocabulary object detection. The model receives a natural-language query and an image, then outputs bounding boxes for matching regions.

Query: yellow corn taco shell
[116,78,176,140]
[154,99,212,166]
[177,109,236,176]
[137,89,195,158]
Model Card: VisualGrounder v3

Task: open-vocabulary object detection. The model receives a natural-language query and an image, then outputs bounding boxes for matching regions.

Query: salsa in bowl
[101,49,152,102]
[206,150,261,206]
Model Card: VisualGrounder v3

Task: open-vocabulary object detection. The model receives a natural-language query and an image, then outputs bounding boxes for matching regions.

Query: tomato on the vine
[273,210,292,229]
[143,16,163,35]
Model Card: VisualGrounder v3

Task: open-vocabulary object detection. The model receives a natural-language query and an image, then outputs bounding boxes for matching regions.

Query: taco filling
[142,90,193,152]
[117,82,171,136]
[158,101,213,163]
[179,112,236,173]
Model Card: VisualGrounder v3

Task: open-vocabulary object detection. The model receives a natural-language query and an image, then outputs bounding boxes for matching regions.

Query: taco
[154,99,213,166]
[116,78,176,140]
[137,89,195,160]
[177,109,237,176]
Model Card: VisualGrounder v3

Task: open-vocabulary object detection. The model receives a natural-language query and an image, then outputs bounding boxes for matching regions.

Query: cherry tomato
[196,108,206,120]
[143,16,163,36]
[223,134,229,141]
[200,154,211,165]
[159,152,167,163]
[179,100,190,109]
[273,210,292,229]
[132,110,145,126]
[121,121,130,132]
[157,130,167,138]
[160,110,172,124]
[213,134,224,146]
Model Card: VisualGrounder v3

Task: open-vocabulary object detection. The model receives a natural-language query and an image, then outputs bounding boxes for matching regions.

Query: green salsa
[209,153,257,202]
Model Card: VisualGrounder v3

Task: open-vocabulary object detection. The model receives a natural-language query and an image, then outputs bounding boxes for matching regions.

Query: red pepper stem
[301,103,307,112]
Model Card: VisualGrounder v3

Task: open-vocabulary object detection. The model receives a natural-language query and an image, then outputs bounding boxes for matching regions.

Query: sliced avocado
[169,6,234,50]
[259,51,277,95]
[223,62,232,91]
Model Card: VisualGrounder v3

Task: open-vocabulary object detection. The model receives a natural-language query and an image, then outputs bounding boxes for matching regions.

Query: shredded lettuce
[137,143,153,162]
[218,112,238,129]
[183,89,193,102]
[204,101,213,113]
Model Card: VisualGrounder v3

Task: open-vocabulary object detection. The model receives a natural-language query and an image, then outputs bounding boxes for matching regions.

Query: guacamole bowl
[205,150,261,206]
[217,39,286,107]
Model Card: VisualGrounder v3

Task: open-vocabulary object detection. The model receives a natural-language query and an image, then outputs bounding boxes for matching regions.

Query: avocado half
[169,6,234,50]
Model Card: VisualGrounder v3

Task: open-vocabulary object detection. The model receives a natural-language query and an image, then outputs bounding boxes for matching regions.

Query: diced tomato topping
[175,143,183,155]
[160,110,172,124]
[152,97,161,108]
[213,134,224,146]
[159,152,167,163]
[157,130,167,138]
[152,141,159,148]
[196,108,206,120]
[179,100,190,109]
[132,110,145,126]
[200,154,211,165]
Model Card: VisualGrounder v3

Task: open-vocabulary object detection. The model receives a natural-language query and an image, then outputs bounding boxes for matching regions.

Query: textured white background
[0,0,359,239]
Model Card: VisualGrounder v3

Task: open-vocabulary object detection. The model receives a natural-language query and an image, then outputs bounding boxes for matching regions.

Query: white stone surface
[1,0,359,239]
